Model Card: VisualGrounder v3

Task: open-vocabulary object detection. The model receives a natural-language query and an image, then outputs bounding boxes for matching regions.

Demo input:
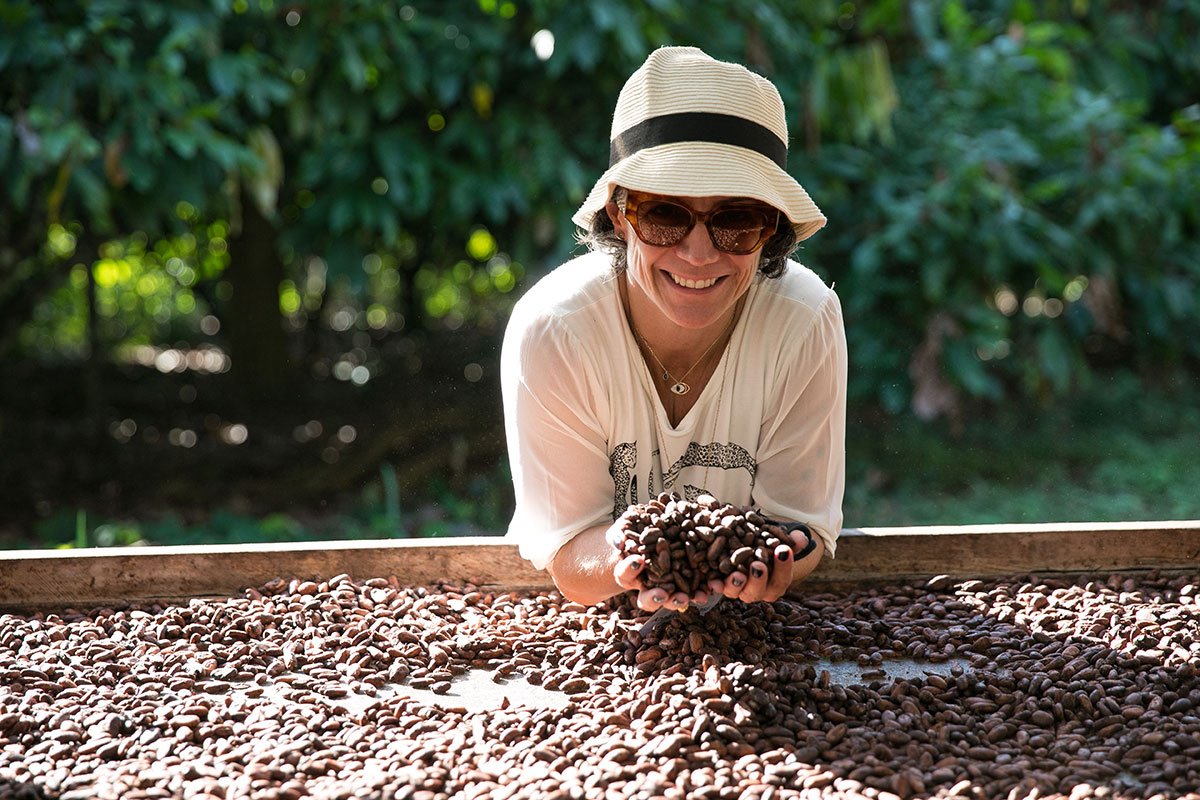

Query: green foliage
[2,0,896,344]
[805,1,1200,410]
[2,0,1197,415]
[0,2,260,235]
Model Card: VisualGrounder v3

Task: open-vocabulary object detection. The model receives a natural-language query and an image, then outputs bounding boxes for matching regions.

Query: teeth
[669,273,717,290]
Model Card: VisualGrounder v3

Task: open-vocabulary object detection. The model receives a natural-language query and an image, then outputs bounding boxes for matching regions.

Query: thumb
[614,554,645,589]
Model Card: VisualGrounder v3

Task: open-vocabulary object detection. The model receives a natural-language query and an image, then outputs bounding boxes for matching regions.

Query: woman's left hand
[711,530,809,604]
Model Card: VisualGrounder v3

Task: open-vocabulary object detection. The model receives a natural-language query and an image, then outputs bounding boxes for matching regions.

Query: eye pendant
[670,382,690,395]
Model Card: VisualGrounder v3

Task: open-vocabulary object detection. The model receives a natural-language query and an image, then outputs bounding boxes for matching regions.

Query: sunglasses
[621,191,780,255]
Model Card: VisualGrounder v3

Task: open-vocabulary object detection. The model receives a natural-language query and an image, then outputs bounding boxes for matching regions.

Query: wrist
[777,520,817,559]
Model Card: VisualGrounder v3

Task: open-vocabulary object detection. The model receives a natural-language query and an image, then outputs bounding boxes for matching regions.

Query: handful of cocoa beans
[614,492,805,596]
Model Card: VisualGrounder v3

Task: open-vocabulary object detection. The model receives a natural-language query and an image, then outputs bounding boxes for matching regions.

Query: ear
[604,200,625,238]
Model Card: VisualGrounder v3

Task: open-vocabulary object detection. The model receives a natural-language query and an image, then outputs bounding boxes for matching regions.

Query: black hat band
[609,112,787,170]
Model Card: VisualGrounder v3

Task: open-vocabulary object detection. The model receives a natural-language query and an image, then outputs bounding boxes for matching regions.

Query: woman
[501,47,846,614]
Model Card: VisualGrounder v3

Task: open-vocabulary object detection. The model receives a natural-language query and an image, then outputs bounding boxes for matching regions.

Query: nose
[673,220,721,266]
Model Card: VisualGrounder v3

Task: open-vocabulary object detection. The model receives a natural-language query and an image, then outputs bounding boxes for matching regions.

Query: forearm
[547,523,623,605]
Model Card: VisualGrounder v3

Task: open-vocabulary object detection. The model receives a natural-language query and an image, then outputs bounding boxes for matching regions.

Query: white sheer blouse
[501,251,847,570]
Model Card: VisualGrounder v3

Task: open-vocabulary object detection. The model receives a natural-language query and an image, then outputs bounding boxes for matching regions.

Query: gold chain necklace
[646,314,735,496]
[631,310,738,396]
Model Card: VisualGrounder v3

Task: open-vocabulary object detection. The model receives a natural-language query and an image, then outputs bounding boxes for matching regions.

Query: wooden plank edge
[1,522,1198,611]
[0,538,541,613]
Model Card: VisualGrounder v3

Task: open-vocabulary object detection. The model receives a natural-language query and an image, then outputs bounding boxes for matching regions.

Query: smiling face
[606,191,771,338]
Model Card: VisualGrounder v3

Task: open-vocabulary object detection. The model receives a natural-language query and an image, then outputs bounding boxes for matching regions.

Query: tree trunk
[84,252,104,422]
[225,189,292,407]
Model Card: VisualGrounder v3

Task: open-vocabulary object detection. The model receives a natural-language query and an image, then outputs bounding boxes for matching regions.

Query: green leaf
[39,124,82,163]
[208,54,244,96]
[202,133,246,171]
[339,40,368,92]
[164,126,199,158]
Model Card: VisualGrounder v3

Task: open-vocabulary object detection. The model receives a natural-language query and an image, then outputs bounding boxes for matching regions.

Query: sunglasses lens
[635,200,693,247]
[710,207,774,254]
[626,193,778,254]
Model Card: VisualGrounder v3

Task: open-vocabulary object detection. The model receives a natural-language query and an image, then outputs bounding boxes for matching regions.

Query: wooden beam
[826,521,1200,585]
[0,538,546,611]
[1,521,1198,610]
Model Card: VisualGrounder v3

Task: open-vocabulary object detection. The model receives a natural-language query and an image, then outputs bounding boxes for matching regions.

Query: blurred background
[1,0,1197,550]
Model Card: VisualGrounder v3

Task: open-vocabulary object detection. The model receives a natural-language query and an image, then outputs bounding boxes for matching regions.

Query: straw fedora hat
[572,46,826,242]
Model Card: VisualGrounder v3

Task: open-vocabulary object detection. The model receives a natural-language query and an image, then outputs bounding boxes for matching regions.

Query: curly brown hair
[576,187,799,279]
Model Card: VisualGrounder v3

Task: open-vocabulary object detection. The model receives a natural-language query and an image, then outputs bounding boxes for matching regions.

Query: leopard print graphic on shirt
[607,440,757,517]
[608,441,640,519]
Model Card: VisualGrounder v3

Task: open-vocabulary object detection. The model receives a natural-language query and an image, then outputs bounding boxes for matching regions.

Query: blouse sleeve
[752,287,848,558]
[500,309,615,570]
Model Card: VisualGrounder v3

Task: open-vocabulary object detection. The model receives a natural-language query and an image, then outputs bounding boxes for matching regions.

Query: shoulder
[509,250,616,324]
[750,260,843,335]
[759,260,836,309]
[503,251,617,370]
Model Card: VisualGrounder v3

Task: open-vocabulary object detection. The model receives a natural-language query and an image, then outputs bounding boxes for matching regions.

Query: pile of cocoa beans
[614,492,795,595]
[1,572,1199,799]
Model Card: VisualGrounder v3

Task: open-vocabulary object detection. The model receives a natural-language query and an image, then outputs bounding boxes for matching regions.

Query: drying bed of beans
[2,572,1200,800]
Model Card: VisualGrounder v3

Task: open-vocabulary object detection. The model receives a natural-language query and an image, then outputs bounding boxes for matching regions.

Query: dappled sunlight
[108,414,249,449]
[123,343,231,374]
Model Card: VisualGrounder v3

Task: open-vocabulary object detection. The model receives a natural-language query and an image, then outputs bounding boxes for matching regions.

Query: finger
[690,590,709,607]
[667,592,690,611]
[762,547,794,602]
[788,529,812,555]
[738,561,770,603]
[723,571,747,599]
[614,555,645,589]
[638,588,667,612]
[707,578,726,598]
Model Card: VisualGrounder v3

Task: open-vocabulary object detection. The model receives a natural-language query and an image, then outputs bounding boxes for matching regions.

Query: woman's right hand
[606,521,709,612]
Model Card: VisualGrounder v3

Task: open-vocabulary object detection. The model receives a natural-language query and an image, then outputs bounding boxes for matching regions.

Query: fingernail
[778,550,791,562]
[731,576,745,588]
[751,566,765,579]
